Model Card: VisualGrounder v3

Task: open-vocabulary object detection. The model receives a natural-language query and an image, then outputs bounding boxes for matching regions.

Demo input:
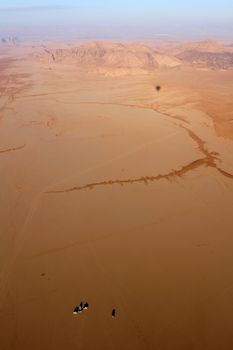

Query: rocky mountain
[1,37,19,45]
[34,41,181,73]
[33,40,233,72]
[171,40,233,54]
[177,50,233,70]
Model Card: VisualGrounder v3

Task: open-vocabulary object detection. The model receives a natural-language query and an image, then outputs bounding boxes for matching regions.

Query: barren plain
[0,41,233,350]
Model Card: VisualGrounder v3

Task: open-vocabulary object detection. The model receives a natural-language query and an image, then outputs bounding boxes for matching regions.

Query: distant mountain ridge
[34,41,181,73]
[169,40,233,69]
[177,50,233,69]
[33,40,233,72]
[1,37,19,44]
[175,40,231,53]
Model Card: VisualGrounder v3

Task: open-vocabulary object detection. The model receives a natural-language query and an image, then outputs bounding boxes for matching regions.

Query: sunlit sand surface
[1,43,233,349]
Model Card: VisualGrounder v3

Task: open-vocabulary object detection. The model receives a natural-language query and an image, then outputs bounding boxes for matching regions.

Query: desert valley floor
[0,41,233,350]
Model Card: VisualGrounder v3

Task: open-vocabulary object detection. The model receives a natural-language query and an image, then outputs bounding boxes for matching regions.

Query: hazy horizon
[0,0,233,42]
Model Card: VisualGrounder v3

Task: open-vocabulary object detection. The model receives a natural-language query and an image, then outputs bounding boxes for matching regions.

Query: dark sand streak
[217,167,233,180]
[18,96,190,125]
[45,158,211,194]
[45,125,233,194]
[0,144,26,154]
[55,101,190,124]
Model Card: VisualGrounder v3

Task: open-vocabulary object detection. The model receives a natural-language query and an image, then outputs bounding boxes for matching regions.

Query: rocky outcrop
[177,50,233,69]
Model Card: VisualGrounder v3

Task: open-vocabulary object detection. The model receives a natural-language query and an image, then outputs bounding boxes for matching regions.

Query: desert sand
[0,41,233,350]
